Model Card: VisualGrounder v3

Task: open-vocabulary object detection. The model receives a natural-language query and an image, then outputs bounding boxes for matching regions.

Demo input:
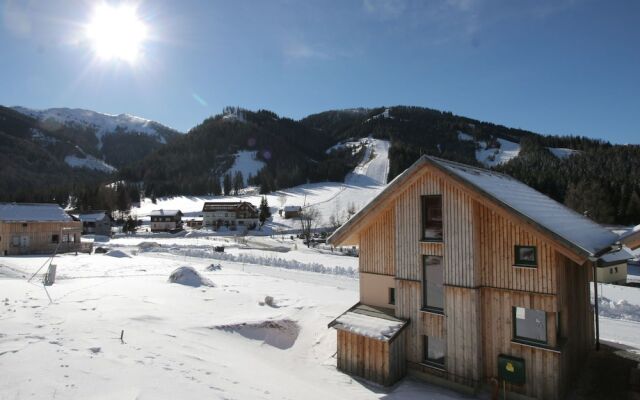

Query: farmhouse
[0,203,83,256]
[328,156,624,399]
[279,205,302,219]
[150,209,183,232]
[202,201,259,230]
[74,211,113,236]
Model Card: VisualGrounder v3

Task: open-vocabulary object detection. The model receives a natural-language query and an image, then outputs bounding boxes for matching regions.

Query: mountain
[12,106,181,169]
[2,104,639,226]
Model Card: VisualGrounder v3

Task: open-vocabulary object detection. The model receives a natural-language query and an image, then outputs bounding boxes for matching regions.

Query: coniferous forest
[1,104,639,226]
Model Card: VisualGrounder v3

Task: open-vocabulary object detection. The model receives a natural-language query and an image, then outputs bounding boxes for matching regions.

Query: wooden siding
[476,202,557,294]
[444,286,482,387]
[0,221,82,256]
[480,287,561,399]
[420,311,445,338]
[556,253,593,394]
[335,329,405,386]
[442,183,477,287]
[395,170,442,281]
[359,208,396,276]
[395,279,422,363]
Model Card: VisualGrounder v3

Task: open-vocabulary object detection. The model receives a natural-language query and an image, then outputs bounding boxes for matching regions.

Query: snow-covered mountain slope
[458,131,581,167]
[224,151,265,185]
[13,106,180,148]
[65,154,116,173]
[132,138,391,230]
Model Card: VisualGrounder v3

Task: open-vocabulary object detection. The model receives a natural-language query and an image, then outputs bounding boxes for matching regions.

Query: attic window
[515,246,537,267]
[421,195,443,241]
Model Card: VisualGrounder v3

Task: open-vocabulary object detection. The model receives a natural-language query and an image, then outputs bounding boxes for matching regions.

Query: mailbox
[498,354,525,385]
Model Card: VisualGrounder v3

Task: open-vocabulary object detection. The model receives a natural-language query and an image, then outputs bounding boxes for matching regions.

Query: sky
[0,0,638,143]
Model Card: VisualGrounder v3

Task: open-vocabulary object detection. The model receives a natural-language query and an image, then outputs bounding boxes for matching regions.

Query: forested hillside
[2,104,639,226]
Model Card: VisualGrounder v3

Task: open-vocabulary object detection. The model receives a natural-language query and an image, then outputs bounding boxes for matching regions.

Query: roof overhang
[328,155,615,265]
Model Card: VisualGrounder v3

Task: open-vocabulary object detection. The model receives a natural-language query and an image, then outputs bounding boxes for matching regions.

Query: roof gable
[329,156,618,258]
[0,203,72,222]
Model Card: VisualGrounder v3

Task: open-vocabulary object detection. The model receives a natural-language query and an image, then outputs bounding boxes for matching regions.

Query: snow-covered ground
[458,132,581,167]
[65,154,117,173]
[224,151,265,185]
[0,239,470,400]
[132,138,390,230]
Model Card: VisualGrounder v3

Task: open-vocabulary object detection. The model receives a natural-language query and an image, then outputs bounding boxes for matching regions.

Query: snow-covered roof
[75,212,110,222]
[0,203,73,222]
[430,157,618,256]
[150,209,182,217]
[328,304,407,341]
[599,248,634,266]
[329,155,618,258]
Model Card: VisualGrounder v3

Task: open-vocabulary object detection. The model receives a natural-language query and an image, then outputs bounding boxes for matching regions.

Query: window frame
[422,335,446,368]
[514,245,537,267]
[51,234,59,244]
[421,195,443,242]
[512,306,548,345]
[422,255,444,313]
[388,287,396,305]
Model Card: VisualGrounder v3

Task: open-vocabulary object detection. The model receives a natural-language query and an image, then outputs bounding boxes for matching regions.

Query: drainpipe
[590,258,600,351]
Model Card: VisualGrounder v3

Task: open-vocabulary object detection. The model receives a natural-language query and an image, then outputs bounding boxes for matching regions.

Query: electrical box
[498,354,525,385]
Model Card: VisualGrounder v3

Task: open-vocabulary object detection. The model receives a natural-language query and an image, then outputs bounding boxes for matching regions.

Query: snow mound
[105,249,131,258]
[138,241,161,250]
[168,266,214,287]
[206,263,222,271]
[212,319,300,349]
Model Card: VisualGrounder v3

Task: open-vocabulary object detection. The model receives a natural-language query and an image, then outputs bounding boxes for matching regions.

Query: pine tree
[259,196,271,227]
[223,173,232,196]
[233,171,244,195]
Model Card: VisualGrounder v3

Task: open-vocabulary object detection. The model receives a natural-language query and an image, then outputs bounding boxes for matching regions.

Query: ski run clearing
[1,137,639,399]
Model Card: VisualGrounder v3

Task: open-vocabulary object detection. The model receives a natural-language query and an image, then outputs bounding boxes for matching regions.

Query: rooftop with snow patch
[149,209,182,217]
[0,203,73,222]
[328,303,407,341]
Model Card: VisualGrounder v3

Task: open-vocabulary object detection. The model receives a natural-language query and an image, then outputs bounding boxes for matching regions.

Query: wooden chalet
[0,203,83,256]
[74,211,113,236]
[150,209,183,232]
[202,201,259,230]
[328,156,624,399]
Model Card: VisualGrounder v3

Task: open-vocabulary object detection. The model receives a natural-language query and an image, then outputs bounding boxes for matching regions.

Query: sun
[86,3,148,63]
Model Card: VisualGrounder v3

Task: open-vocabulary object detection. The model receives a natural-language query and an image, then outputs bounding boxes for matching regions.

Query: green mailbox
[498,354,526,385]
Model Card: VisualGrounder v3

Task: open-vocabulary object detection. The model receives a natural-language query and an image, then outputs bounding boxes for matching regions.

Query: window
[388,288,396,305]
[423,336,445,367]
[62,234,69,243]
[12,236,20,247]
[422,256,444,311]
[513,307,547,344]
[51,234,59,243]
[515,246,537,267]
[421,195,442,241]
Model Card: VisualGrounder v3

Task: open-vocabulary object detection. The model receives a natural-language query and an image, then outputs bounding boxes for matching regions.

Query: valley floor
[0,236,638,399]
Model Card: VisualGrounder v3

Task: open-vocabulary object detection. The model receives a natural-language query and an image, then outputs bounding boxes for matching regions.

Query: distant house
[596,247,632,284]
[202,202,259,230]
[279,205,302,219]
[0,203,84,256]
[150,210,183,232]
[74,211,113,236]
[328,156,624,399]
[185,218,203,229]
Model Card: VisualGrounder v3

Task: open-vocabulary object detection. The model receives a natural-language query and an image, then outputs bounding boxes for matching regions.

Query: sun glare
[86,3,148,63]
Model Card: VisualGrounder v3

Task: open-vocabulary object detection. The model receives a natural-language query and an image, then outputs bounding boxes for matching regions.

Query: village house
[327,156,625,400]
[74,211,113,237]
[279,205,302,219]
[202,201,259,230]
[0,203,83,256]
[149,209,183,232]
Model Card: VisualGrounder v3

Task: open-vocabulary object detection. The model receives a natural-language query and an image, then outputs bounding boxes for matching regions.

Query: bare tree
[346,202,357,220]
[298,207,320,247]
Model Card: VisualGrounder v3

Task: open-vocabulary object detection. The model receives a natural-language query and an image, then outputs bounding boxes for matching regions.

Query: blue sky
[1,0,638,143]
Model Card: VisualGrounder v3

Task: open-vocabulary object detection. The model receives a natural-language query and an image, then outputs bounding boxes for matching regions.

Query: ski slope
[132,138,390,230]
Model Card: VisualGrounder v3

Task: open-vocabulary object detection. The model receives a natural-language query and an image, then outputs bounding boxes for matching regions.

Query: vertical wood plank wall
[336,164,594,399]
[0,221,82,255]
[359,208,396,276]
